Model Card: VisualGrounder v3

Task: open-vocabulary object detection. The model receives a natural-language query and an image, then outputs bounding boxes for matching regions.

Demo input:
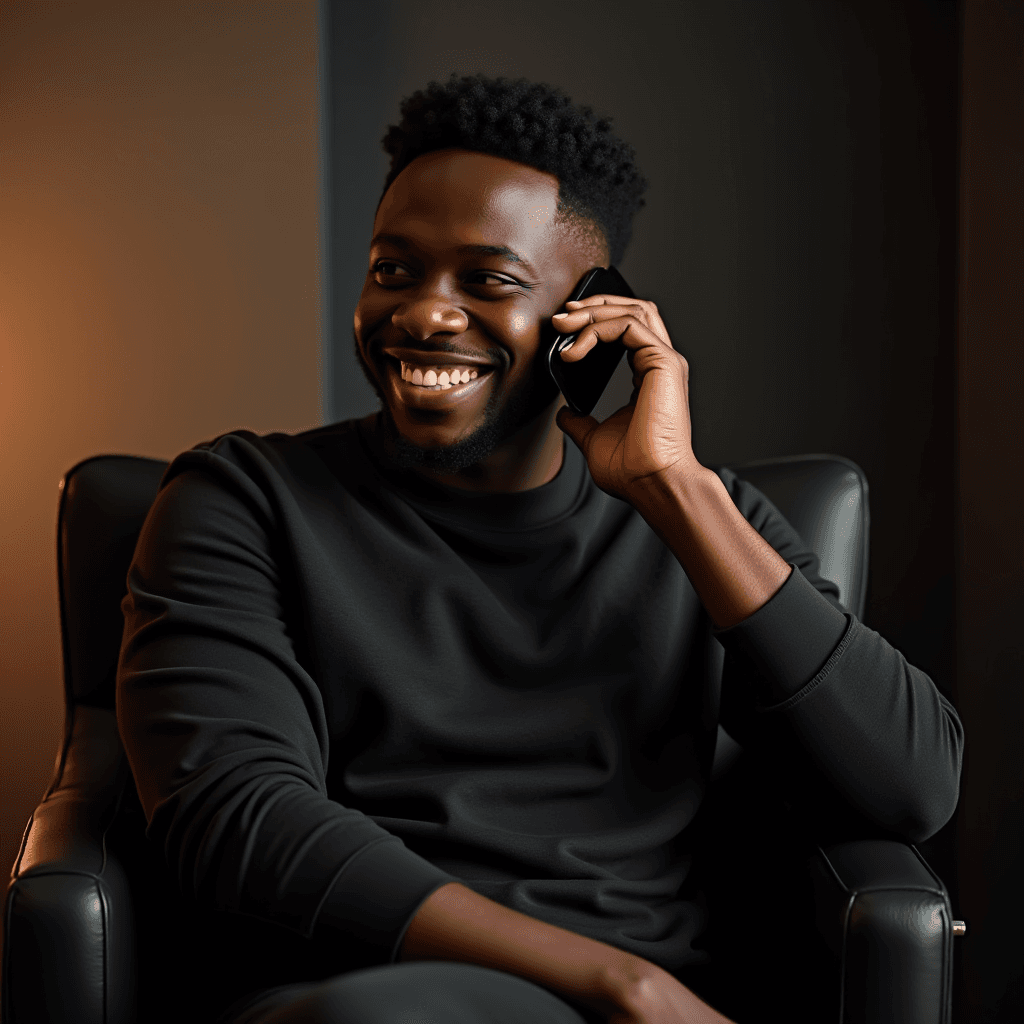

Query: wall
[956,1,1024,1019]
[0,0,322,975]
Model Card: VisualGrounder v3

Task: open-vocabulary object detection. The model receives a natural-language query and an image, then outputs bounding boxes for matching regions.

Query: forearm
[631,465,792,630]
[398,881,640,1015]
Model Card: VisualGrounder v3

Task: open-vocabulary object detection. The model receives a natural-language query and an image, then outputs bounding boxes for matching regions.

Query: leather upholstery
[724,454,870,621]
[2,452,955,1023]
[809,840,955,1023]
[56,455,169,708]
[711,455,870,784]
[5,705,137,1024]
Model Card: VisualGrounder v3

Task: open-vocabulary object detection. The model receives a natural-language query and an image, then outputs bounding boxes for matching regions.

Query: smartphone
[546,265,636,416]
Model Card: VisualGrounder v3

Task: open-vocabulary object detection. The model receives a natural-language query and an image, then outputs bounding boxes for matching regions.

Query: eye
[373,260,412,278]
[469,272,517,286]
[372,261,518,288]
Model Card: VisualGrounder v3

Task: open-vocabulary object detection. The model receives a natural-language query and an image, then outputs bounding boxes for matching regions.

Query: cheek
[506,313,545,371]
[354,293,389,337]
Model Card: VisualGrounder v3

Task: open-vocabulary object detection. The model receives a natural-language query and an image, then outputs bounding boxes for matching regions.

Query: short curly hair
[376,73,649,266]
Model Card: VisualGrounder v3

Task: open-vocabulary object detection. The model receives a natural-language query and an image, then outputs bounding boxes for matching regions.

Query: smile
[400,362,479,389]
[387,358,493,406]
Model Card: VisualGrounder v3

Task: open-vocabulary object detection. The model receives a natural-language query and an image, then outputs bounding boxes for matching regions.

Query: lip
[382,346,497,369]
[386,357,494,409]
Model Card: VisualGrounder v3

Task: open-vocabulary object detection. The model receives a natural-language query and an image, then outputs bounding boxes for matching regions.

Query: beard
[353,328,561,474]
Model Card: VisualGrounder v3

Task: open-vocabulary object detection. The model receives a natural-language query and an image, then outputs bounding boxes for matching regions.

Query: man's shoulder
[192,416,361,457]
[157,417,371,505]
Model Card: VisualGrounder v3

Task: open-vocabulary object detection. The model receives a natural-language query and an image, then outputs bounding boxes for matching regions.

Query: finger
[554,404,599,452]
[553,304,642,329]
[564,297,644,319]
[558,316,672,368]
[551,307,648,352]
[566,294,623,308]
[556,299,671,347]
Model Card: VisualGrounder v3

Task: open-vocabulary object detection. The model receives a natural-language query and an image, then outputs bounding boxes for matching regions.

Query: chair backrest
[724,453,870,619]
[58,455,169,711]
[56,451,869,715]
[33,449,871,1022]
[707,454,869,782]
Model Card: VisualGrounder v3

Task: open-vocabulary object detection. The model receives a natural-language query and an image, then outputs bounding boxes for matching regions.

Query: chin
[381,408,503,473]
[385,386,561,475]
[355,327,561,474]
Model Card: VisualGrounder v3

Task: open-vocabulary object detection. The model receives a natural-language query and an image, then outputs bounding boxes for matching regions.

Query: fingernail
[553,312,568,320]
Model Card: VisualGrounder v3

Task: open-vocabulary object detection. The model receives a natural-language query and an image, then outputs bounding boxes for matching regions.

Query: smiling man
[117,74,963,1024]
[352,147,597,491]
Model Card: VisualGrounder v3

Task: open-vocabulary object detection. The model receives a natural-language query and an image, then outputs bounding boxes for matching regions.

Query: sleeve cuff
[312,836,459,964]
[712,563,850,704]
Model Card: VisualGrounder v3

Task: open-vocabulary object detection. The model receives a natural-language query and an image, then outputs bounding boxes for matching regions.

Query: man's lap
[218,961,605,1024]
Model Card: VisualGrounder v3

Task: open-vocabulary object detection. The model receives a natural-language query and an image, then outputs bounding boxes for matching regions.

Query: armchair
[3,451,963,1023]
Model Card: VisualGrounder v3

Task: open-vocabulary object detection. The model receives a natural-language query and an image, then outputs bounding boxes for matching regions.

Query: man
[117,73,963,1024]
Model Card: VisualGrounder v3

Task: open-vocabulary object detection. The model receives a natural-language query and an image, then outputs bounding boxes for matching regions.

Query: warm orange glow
[0,1,322,954]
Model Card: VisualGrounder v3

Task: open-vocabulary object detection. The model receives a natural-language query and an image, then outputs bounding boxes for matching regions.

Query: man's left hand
[553,295,701,504]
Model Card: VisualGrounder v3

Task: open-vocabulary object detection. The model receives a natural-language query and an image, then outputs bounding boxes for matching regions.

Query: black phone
[546,265,636,416]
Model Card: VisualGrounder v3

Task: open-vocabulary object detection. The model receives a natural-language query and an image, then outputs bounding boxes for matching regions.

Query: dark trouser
[218,961,737,1024]
[219,962,608,1024]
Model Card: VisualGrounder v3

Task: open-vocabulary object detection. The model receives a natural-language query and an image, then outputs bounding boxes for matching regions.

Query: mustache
[368,332,506,367]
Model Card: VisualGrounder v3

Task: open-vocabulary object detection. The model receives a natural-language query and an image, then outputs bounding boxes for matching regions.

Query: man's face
[353,148,604,473]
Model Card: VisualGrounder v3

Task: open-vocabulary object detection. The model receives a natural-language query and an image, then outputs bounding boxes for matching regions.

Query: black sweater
[117,416,963,980]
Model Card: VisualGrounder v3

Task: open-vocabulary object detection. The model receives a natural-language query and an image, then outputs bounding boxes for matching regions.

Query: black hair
[377,73,649,266]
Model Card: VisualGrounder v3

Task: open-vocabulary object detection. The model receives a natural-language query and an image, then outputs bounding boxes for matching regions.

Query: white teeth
[399,363,483,389]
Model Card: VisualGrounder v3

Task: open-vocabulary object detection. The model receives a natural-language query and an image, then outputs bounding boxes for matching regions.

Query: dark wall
[956,2,1024,1020]
[323,2,957,691]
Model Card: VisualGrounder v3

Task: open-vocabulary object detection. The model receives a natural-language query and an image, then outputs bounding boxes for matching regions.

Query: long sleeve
[710,467,964,845]
[114,420,963,990]
[115,444,456,966]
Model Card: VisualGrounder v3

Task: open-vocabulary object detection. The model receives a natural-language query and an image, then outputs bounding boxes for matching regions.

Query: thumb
[556,404,598,452]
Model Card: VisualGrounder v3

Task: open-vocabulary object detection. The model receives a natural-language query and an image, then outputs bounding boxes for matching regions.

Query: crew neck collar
[349,414,589,532]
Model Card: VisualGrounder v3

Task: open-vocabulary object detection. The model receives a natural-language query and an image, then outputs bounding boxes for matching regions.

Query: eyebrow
[370,233,538,277]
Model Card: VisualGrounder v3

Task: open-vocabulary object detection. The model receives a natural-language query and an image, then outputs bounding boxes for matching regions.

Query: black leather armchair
[3,452,964,1023]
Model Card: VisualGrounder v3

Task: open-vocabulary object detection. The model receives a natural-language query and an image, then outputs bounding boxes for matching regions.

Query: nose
[390,289,470,342]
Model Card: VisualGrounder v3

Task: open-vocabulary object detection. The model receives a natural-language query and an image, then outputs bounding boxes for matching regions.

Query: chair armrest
[807,839,955,1024]
[3,705,137,1024]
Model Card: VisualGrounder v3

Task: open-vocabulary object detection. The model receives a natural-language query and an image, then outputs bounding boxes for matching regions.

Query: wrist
[628,460,713,517]
[627,462,791,630]
[399,882,645,1011]
[599,957,739,1024]
[595,952,661,1001]
[626,462,718,551]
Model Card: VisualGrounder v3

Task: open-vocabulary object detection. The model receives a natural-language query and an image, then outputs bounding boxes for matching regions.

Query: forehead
[373,149,563,254]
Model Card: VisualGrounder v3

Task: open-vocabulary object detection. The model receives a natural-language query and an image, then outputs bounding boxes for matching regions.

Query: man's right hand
[602,959,737,1024]
[399,882,736,1023]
